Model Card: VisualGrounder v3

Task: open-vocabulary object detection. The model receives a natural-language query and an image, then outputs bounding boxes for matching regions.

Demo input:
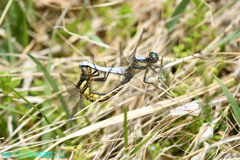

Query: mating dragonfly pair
[61,29,164,118]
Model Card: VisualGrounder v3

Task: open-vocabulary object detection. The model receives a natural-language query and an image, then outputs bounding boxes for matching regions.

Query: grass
[1,0,240,159]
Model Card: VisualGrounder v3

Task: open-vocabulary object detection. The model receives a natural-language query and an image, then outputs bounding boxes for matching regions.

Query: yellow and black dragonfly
[79,28,164,89]
[62,29,164,117]
[60,65,122,118]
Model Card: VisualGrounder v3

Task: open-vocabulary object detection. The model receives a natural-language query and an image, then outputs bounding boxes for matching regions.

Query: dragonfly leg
[143,68,160,88]
[151,64,163,68]
[91,64,101,77]
[80,64,102,80]
[150,64,169,80]
[80,69,97,79]
[92,63,113,82]
[80,63,103,80]
[150,65,161,74]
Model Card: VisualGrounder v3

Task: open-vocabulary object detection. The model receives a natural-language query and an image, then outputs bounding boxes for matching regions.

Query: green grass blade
[130,131,157,156]
[166,0,190,32]
[27,54,73,145]
[27,54,70,117]
[87,143,103,153]
[0,104,37,118]
[12,88,73,146]
[43,50,53,142]
[4,16,14,62]
[42,82,52,142]
[66,0,87,32]
[213,74,240,125]
[12,89,50,123]
[124,106,129,154]
[230,28,240,44]
[207,32,234,52]
[22,9,29,48]
[43,0,54,142]
[215,0,237,16]
[10,1,29,48]
[80,110,91,126]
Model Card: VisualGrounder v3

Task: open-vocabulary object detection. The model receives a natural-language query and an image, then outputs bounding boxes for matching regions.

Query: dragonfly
[62,29,163,118]
[79,28,163,88]
[60,65,122,118]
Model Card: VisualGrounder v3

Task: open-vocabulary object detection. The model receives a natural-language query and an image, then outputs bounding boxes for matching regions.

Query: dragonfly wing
[60,73,76,92]
[69,95,84,118]
[128,28,146,66]
[60,73,83,117]
[66,89,80,107]
[119,43,128,66]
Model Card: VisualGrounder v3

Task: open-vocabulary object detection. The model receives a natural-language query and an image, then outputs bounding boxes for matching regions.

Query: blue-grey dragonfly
[79,28,163,88]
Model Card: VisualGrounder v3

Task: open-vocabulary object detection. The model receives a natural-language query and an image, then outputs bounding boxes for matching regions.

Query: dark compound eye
[81,67,90,74]
[81,67,87,72]
[149,52,158,63]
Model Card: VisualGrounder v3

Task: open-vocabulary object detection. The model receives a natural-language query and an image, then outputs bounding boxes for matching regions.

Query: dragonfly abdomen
[86,87,122,102]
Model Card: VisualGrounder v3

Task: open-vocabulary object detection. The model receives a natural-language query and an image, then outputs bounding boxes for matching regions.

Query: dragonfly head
[149,52,158,63]
[81,66,92,76]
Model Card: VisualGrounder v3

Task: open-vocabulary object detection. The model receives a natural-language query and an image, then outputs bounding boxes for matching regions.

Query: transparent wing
[69,95,84,118]
[60,73,76,92]
[64,89,81,110]
[127,28,146,67]
[60,73,83,117]
[119,43,128,66]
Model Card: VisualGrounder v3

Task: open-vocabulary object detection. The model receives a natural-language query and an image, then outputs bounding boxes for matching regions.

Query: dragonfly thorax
[149,52,158,63]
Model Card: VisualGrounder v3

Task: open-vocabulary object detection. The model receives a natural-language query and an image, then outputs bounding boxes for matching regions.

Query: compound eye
[149,52,153,57]
[81,67,89,74]
[149,52,158,63]
[81,67,87,72]
[81,67,86,71]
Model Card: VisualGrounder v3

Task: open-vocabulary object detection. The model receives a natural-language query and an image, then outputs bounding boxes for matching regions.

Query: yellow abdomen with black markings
[77,77,122,102]
[86,88,121,102]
